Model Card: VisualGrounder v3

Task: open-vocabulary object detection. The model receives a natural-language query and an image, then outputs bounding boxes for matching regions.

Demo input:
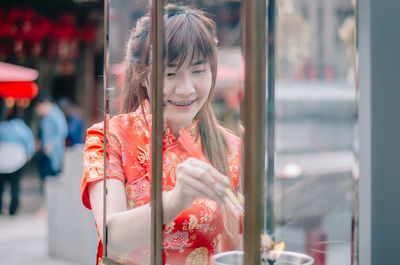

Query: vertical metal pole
[243,0,267,264]
[150,0,164,265]
[102,0,110,259]
[266,0,276,237]
[101,2,124,264]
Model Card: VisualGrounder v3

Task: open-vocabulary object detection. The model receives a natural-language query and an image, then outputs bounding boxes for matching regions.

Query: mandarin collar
[140,99,200,149]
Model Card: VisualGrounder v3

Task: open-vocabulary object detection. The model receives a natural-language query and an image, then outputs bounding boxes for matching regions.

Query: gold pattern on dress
[197,199,217,223]
[86,135,102,146]
[163,152,179,183]
[183,215,199,233]
[137,144,150,166]
[165,221,176,234]
[164,127,174,145]
[85,150,104,166]
[203,199,217,211]
[185,247,208,265]
[187,125,197,137]
[125,179,150,209]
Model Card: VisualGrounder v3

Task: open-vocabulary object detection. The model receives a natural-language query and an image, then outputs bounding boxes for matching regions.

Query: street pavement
[0,165,83,265]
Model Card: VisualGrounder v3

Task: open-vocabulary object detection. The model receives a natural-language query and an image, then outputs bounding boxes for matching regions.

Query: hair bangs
[166,13,215,69]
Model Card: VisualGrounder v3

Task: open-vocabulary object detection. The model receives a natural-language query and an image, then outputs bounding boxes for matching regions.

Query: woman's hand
[168,158,230,213]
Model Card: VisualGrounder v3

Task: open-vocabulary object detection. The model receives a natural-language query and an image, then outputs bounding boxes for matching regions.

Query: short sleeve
[80,122,125,209]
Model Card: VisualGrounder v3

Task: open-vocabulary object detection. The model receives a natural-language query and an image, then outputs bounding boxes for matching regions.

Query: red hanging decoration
[0,81,38,99]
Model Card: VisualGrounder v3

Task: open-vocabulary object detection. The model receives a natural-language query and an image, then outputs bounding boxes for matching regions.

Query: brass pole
[101,1,126,264]
[243,0,267,264]
[150,0,164,265]
[266,0,276,237]
[103,0,110,260]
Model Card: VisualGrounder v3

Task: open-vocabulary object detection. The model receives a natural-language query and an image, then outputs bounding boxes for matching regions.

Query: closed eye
[167,73,176,77]
[192,69,206,74]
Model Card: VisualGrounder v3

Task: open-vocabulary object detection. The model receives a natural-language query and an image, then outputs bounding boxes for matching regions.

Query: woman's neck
[167,120,193,138]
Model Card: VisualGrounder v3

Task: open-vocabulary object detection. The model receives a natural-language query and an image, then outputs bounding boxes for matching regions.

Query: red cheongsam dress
[81,100,241,265]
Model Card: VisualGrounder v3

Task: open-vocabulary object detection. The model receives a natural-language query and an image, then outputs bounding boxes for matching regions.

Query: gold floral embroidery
[163,231,190,251]
[163,152,180,183]
[197,199,217,223]
[186,125,197,137]
[185,247,208,265]
[137,144,150,166]
[183,215,199,233]
[86,135,102,146]
[125,178,150,209]
[203,199,217,211]
[165,221,176,234]
[164,126,174,146]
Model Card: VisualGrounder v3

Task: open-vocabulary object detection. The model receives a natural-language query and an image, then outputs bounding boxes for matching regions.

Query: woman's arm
[88,158,230,258]
[89,179,183,258]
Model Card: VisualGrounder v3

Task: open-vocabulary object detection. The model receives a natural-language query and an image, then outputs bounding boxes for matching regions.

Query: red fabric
[81,100,241,265]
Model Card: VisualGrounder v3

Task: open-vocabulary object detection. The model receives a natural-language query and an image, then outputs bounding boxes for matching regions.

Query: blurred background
[0,0,357,264]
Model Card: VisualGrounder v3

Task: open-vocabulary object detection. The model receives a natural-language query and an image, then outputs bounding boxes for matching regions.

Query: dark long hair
[122,4,230,176]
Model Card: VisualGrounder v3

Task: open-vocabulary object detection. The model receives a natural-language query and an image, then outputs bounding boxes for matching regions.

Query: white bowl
[211,250,314,265]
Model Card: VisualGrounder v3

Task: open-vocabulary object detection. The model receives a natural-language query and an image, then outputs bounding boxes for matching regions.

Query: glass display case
[92,0,357,264]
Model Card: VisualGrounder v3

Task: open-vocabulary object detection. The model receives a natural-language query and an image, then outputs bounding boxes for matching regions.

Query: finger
[181,163,226,193]
[185,158,230,187]
[182,176,224,203]
[179,163,226,201]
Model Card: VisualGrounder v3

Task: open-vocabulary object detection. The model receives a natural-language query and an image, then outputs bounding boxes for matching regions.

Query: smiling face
[123,5,218,130]
[163,55,212,133]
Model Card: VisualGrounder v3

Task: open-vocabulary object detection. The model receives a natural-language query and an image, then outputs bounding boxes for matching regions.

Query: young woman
[81,4,241,265]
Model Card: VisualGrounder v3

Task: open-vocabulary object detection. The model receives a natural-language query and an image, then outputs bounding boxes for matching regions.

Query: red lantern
[7,8,23,22]
[80,24,96,43]
[0,21,18,38]
[0,81,38,99]
[31,17,52,43]
[0,62,39,99]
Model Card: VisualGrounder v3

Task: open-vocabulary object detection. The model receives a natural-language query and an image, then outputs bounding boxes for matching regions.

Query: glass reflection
[80,0,358,264]
[274,0,357,264]
[81,2,243,264]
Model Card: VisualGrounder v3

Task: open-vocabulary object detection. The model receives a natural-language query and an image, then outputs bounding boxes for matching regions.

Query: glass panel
[102,1,245,264]
[273,0,357,264]
[105,0,152,264]
[94,0,358,264]
[160,2,245,263]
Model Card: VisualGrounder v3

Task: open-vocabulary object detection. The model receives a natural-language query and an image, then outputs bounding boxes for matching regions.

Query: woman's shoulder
[85,111,150,150]
[87,110,148,136]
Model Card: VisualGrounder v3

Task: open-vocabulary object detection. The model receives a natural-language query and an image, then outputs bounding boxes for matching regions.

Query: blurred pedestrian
[31,93,68,193]
[0,98,35,215]
[58,97,85,146]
